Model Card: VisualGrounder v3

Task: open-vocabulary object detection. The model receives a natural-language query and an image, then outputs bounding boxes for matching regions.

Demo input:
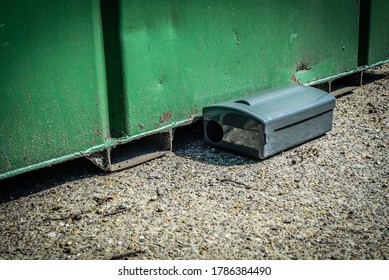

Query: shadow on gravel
[0,158,104,204]
[363,67,389,85]
[363,72,387,85]
[173,120,258,167]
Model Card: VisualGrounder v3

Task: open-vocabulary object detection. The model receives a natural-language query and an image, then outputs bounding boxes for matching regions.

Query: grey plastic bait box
[203,85,336,159]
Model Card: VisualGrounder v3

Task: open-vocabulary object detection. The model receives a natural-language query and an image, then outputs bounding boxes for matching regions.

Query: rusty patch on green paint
[159,110,172,123]
[296,62,311,72]
[291,73,301,84]
[189,107,199,119]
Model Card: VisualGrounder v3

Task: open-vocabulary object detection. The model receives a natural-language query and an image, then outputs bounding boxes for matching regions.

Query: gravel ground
[0,65,388,260]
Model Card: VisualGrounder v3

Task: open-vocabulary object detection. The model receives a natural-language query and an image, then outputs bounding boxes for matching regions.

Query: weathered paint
[0,0,110,179]
[111,0,360,139]
[1,0,389,180]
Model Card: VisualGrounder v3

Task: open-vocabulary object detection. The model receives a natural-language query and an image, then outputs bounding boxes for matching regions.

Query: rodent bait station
[203,85,336,159]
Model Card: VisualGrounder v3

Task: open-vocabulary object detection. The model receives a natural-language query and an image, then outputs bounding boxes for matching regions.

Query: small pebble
[234,202,244,209]
[47,232,57,239]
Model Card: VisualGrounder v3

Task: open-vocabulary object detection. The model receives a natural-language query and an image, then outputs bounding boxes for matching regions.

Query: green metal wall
[109,0,360,138]
[1,0,388,180]
[0,0,110,179]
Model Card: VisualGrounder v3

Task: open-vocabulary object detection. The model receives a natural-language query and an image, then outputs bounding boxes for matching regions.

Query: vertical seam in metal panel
[358,0,371,66]
[100,0,128,138]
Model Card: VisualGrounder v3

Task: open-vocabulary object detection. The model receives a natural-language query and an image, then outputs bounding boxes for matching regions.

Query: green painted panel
[0,0,109,178]
[1,0,363,180]
[367,0,389,65]
[116,0,360,137]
